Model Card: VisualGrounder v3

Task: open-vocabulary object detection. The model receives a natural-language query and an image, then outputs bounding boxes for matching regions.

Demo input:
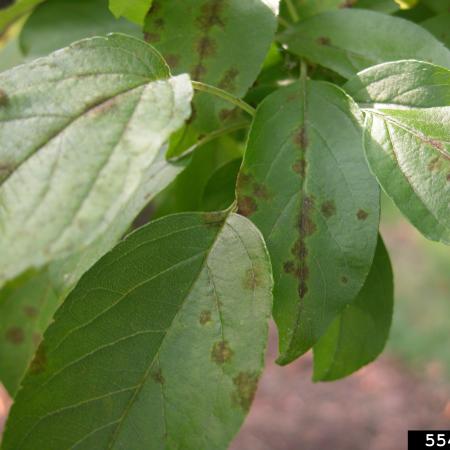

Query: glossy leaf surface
[236,80,379,364]
[278,9,450,78]
[0,34,193,286]
[3,212,273,450]
[313,236,394,381]
[345,60,450,244]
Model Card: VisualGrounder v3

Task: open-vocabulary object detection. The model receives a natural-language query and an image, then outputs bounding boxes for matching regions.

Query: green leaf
[345,60,450,244]
[0,270,59,396]
[20,0,141,58]
[356,0,400,13]
[0,34,193,287]
[109,0,153,25]
[280,0,345,22]
[0,0,44,32]
[313,236,394,381]
[278,9,450,78]
[202,158,242,211]
[421,0,450,14]
[422,13,450,48]
[236,80,380,364]
[144,0,279,132]
[0,147,187,395]
[2,212,273,450]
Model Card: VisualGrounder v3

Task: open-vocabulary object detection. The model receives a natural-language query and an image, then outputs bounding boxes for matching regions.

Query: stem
[169,122,250,162]
[191,81,256,117]
[284,0,299,22]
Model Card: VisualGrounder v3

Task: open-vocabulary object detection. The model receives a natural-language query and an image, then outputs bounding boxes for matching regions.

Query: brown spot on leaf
[165,54,180,68]
[447,173,450,182]
[294,127,308,149]
[253,183,270,200]
[0,89,8,106]
[192,63,207,80]
[24,306,38,318]
[29,344,47,375]
[218,67,239,92]
[154,18,165,29]
[237,172,252,189]
[428,156,442,172]
[341,276,348,284]
[317,36,331,46]
[298,281,308,298]
[238,196,257,217]
[144,32,160,43]
[199,310,212,325]
[196,36,216,58]
[339,0,357,7]
[299,196,317,237]
[357,209,368,221]
[211,340,233,364]
[321,200,336,219]
[33,332,42,346]
[219,107,238,122]
[292,160,307,177]
[243,267,264,290]
[152,368,165,384]
[292,239,308,259]
[197,0,225,31]
[0,163,12,177]
[91,97,117,116]
[232,372,259,411]
[424,138,444,151]
[5,326,24,344]
[284,260,295,274]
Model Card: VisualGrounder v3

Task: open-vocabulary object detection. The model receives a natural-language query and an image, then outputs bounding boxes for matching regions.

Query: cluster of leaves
[0,0,449,448]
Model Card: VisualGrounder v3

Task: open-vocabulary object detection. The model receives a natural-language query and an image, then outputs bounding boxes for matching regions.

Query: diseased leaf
[422,13,450,48]
[345,60,450,244]
[313,236,394,381]
[0,34,193,287]
[144,0,279,131]
[0,270,59,396]
[236,80,380,364]
[0,147,187,395]
[278,9,450,78]
[20,0,141,58]
[109,0,153,25]
[202,158,242,211]
[2,212,273,450]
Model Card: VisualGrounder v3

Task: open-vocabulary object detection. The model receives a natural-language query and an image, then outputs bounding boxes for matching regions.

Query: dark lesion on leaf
[218,67,239,93]
[232,372,259,411]
[252,182,270,200]
[144,32,161,43]
[199,310,212,325]
[151,368,165,385]
[321,200,336,219]
[292,159,307,177]
[237,196,257,217]
[23,305,39,318]
[341,275,348,284]
[294,127,308,150]
[5,326,24,345]
[317,36,331,46]
[165,54,181,69]
[196,36,217,58]
[243,266,264,290]
[211,340,233,364]
[356,209,368,221]
[0,89,9,106]
[196,0,225,31]
[427,156,443,172]
[29,344,47,375]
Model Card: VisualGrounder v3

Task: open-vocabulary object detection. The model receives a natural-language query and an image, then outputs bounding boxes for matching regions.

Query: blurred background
[1,195,449,449]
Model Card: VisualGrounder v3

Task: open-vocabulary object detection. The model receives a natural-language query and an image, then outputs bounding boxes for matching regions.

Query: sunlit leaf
[3,212,273,450]
[345,60,450,244]
[0,34,193,287]
[236,80,379,364]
